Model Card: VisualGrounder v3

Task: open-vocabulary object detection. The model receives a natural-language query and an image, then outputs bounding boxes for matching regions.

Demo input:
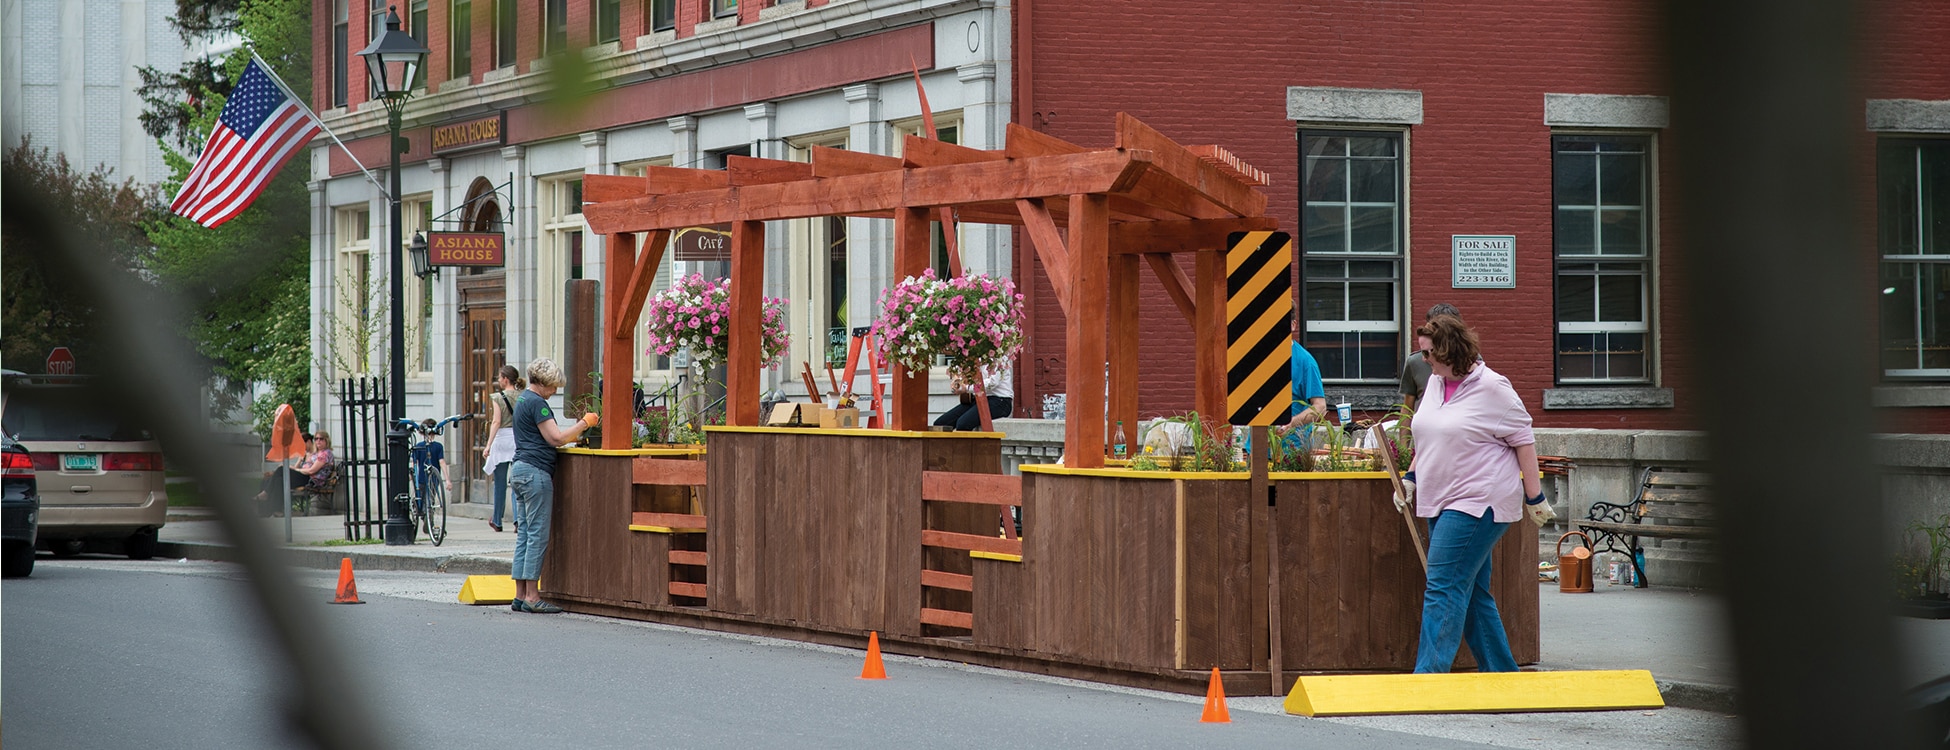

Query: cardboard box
[767,403,800,426]
[833,408,860,428]
[798,402,824,427]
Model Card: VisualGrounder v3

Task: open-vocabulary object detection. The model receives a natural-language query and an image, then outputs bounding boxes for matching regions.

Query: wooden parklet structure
[581,113,1276,466]
[551,115,1537,695]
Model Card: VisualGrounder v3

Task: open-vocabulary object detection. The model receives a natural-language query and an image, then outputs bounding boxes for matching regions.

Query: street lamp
[409,231,435,279]
[358,7,428,546]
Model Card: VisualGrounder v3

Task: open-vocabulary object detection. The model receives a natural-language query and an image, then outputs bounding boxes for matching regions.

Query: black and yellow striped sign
[1226,231,1293,426]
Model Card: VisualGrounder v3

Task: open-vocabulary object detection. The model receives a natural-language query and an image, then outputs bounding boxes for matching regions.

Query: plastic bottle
[1113,420,1127,459]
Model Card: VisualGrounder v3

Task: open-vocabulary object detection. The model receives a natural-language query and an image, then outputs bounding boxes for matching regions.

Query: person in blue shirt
[1291,340,1328,425]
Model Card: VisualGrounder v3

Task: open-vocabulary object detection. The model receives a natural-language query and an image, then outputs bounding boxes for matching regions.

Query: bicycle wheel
[426,477,447,546]
[407,485,425,537]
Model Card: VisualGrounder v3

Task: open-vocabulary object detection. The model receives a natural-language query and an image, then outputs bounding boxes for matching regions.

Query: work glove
[582,412,600,427]
[1525,490,1556,526]
[1394,471,1416,513]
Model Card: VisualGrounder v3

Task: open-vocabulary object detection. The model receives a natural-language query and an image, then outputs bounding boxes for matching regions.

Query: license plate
[61,454,99,472]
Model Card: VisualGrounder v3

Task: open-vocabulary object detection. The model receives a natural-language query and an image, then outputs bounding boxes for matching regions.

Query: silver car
[1,374,166,559]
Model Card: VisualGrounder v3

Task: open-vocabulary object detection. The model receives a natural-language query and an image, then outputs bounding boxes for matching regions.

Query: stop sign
[45,347,75,375]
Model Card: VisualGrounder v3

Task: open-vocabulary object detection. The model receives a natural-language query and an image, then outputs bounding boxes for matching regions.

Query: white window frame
[536,175,585,366]
[1551,132,1656,385]
[400,196,434,375]
[784,134,850,381]
[1298,127,1407,385]
[617,160,680,393]
[333,207,375,375]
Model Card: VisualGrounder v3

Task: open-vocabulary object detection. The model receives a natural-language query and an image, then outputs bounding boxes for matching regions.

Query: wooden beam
[668,550,709,566]
[584,167,729,203]
[921,471,1022,506]
[1194,249,1228,424]
[921,569,975,592]
[1108,253,1140,455]
[809,145,902,178]
[1187,144,1270,187]
[1113,112,1269,218]
[602,232,637,449]
[892,206,932,431]
[1117,167,1232,220]
[902,135,1008,167]
[921,529,1025,556]
[920,607,974,630]
[1016,198,1072,317]
[581,150,1150,234]
[632,511,708,530]
[633,456,706,486]
[583,173,651,203]
[1143,252,1197,325]
[726,154,815,186]
[726,220,765,427]
[1110,217,1281,255]
[1004,122,1088,158]
[612,229,670,340]
[1065,193,1110,469]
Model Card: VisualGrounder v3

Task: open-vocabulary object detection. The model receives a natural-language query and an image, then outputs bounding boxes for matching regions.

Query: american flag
[170,59,320,228]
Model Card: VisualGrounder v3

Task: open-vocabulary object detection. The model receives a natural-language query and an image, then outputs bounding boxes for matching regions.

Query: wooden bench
[1574,466,1712,588]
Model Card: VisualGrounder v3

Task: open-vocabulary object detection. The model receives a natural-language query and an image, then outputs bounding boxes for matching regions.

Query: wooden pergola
[580,113,1275,468]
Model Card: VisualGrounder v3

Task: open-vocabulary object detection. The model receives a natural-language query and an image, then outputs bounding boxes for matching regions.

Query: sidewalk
[156,505,1950,713]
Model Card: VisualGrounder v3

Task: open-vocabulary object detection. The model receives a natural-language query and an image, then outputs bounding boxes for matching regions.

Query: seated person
[254,431,333,515]
[933,362,1014,431]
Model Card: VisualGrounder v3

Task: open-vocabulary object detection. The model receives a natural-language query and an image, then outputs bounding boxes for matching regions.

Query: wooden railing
[918,470,1023,631]
[628,456,709,603]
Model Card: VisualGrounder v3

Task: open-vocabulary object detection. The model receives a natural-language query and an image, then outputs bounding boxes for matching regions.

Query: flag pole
[249,50,389,199]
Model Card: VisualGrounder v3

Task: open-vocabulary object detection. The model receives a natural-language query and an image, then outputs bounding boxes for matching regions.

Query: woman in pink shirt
[1401,314,1551,673]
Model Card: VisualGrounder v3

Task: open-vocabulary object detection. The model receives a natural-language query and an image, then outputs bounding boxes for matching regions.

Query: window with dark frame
[410,0,428,89]
[711,0,737,19]
[494,0,516,68]
[597,0,621,44]
[1879,138,1950,377]
[544,0,568,54]
[1552,134,1653,384]
[450,0,472,81]
[369,0,387,41]
[1298,130,1404,384]
[332,0,349,106]
[648,0,675,31]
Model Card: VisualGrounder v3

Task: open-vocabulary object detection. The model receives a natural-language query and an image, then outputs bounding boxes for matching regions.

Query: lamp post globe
[357,7,428,545]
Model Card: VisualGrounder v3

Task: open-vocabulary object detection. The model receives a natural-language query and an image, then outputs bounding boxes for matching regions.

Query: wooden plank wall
[541,453,642,605]
[1274,479,1540,671]
[971,556,1026,647]
[919,440,1004,633]
[705,431,1001,637]
[1177,478,1259,671]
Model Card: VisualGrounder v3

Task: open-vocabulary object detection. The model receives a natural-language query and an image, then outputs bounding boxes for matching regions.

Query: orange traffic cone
[1200,668,1231,723]
[859,631,887,679]
[331,557,363,605]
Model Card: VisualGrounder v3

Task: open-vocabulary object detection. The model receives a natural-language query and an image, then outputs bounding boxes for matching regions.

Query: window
[619,161,676,379]
[332,0,349,106]
[544,0,568,54]
[537,176,586,364]
[787,137,851,373]
[1880,138,1950,377]
[648,0,674,31]
[892,117,962,277]
[333,208,374,373]
[370,0,387,40]
[494,0,516,68]
[402,198,434,373]
[1553,134,1652,383]
[597,0,620,44]
[409,0,429,88]
[450,0,472,81]
[1298,130,1403,383]
[711,0,736,19]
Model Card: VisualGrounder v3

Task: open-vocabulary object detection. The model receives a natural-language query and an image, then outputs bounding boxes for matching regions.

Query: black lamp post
[409,231,435,279]
[358,7,428,546]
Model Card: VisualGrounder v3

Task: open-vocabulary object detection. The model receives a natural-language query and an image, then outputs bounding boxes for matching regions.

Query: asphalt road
[3,558,1738,749]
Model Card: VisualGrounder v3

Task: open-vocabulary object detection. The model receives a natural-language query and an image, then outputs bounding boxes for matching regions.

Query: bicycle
[395,412,474,546]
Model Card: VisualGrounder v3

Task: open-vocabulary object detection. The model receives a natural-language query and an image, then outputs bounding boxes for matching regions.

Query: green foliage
[633,380,720,446]
[139,0,314,439]
[1141,412,1239,472]
[1,139,162,370]
[1910,512,1950,596]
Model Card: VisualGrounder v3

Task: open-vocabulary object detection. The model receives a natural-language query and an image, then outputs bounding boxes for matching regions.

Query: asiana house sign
[430,113,505,155]
[427,231,505,267]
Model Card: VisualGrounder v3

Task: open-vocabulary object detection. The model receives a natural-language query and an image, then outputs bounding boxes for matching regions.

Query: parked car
[1,372,165,559]
[3,435,41,577]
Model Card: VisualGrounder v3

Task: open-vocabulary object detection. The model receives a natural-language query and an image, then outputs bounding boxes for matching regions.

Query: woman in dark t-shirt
[506,358,596,614]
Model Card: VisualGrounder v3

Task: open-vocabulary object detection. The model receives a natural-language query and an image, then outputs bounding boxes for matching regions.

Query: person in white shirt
[934,361,1014,431]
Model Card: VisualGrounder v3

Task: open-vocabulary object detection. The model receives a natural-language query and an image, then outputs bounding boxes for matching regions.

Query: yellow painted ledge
[1285,670,1664,716]
[1019,464,1387,481]
[457,575,515,605]
[970,550,1023,563]
[705,426,1004,439]
[558,446,706,456]
[629,524,705,534]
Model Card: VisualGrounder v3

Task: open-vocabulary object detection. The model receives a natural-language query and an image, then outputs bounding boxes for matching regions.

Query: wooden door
[457,273,506,497]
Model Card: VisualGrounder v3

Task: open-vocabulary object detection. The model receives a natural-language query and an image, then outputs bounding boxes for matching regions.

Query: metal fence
[336,377,391,541]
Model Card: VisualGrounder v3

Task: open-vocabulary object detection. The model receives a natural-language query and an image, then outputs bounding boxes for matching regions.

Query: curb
[158,541,512,576]
[1657,679,1737,714]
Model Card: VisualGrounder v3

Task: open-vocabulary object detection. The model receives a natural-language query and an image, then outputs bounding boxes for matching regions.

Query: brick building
[1009,0,1950,434]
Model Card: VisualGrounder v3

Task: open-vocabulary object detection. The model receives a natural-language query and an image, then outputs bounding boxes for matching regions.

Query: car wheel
[125,529,158,561]
[48,539,83,557]
[2,541,33,578]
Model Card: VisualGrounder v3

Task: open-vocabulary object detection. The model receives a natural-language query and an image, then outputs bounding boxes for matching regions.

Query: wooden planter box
[997,467,1537,679]
[543,446,706,607]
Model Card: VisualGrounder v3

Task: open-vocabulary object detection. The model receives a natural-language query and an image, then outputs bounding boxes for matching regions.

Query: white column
[957,62,1010,278]
[57,0,81,158]
[427,157,458,416]
[309,177,333,434]
[666,115,698,278]
[580,130,610,368]
[844,82,890,332]
[501,144,534,364]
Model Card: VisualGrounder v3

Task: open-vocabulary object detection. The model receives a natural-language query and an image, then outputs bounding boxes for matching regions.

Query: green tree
[139,0,313,436]
[0,139,162,371]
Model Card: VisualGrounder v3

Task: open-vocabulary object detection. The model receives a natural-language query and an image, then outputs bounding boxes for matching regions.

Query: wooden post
[566,279,600,420]
[1253,424,1282,695]
[1065,193,1109,468]
[601,232,637,449]
[892,206,932,430]
[1193,249,1227,423]
[1108,253,1140,455]
[726,220,765,427]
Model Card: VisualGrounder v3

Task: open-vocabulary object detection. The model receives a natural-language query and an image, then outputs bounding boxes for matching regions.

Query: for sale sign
[1451,235,1516,289]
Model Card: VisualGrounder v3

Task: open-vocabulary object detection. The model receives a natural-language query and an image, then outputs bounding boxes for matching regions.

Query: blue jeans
[1414,509,1519,674]
[491,462,510,526]
[508,461,554,582]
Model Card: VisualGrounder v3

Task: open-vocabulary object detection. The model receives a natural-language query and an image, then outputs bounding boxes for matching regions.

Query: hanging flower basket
[871,269,1025,383]
[644,274,790,369]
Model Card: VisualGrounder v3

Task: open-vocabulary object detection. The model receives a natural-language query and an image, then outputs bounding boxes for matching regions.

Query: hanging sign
[1225,231,1294,427]
[1452,235,1516,288]
[430,113,505,155]
[427,231,506,267]
[674,225,733,262]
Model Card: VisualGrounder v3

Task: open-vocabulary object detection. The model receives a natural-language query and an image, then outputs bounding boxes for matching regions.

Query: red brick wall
[1019,0,1950,432]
